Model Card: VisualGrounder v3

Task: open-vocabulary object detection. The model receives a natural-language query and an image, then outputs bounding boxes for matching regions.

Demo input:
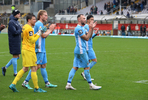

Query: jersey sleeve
[27,28,40,44]
[34,22,43,34]
[75,27,85,37]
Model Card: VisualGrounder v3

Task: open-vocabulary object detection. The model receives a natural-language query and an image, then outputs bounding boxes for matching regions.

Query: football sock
[12,69,25,85]
[88,61,97,69]
[84,69,92,84]
[31,72,39,89]
[40,68,49,84]
[12,58,18,74]
[5,58,13,69]
[67,68,76,83]
[25,69,31,82]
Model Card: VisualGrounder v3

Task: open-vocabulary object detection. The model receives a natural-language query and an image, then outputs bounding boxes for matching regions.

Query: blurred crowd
[59,6,77,14]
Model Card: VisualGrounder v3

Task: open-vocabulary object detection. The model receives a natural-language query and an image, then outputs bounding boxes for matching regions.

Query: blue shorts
[73,52,89,68]
[36,52,47,65]
[87,48,96,60]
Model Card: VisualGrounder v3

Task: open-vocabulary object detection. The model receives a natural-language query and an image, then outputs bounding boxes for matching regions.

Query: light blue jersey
[34,21,46,52]
[84,24,94,50]
[84,24,96,50]
[74,25,87,54]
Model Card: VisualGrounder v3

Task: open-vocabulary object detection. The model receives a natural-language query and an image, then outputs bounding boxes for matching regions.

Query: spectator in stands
[85,0,88,6]
[85,12,88,15]
[113,0,116,5]
[100,10,103,15]
[104,3,107,10]
[123,2,127,9]
[143,25,146,36]
[67,7,70,14]
[126,12,130,18]
[116,0,119,6]
[11,5,15,12]
[94,6,98,14]
[142,0,145,6]
[145,0,147,5]
[128,0,131,5]
[121,11,123,15]
[127,25,132,36]
[89,9,93,14]
[136,2,141,12]
[113,4,116,8]
[133,2,136,11]
[140,25,143,36]
[140,2,144,11]
[121,25,126,36]
[90,6,94,14]
[131,3,134,10]
[116,11,119,15]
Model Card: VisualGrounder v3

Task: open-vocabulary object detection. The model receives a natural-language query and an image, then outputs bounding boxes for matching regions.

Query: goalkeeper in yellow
[9,13,47,92]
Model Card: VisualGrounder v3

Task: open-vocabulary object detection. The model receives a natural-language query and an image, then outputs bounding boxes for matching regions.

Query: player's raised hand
[92,21,97,28]
[89,21,97,29]
[49,24,56,32]
[94,28,99,34]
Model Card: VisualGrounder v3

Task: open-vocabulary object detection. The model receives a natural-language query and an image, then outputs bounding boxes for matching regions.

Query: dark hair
[87,15,94,20]
[26,13,36,22]
[77,14,83,19]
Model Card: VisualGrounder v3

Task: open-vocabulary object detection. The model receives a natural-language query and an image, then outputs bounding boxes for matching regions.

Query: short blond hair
[37,10,47,20]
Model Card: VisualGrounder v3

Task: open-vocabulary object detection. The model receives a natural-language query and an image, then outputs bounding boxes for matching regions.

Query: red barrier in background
[118,24,148,31]
[56,23,113,30]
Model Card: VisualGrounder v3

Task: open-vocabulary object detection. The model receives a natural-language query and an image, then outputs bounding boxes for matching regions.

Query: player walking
[65,14,102,90]
[2,10,22,76]
[22,10,57,89]
[9,13,47,92]
[81,15,99,80]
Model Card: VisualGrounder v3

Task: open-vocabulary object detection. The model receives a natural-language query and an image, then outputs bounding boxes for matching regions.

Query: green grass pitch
[0,34,148,100]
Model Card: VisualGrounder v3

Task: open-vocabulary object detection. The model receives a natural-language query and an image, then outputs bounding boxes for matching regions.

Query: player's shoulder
[23,24,33,30]
[35,20,43,26]
[75,25,82,31]
[84,24,89,29]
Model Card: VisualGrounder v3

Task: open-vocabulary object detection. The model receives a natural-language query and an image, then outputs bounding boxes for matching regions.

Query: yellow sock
[31,72,39,89]
[12,69,25,85]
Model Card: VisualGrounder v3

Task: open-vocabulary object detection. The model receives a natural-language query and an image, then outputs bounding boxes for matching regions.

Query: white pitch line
[0,51,9,54]
[134,80,148,84]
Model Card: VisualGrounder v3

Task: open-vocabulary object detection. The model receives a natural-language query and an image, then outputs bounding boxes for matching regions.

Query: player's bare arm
[41,24,56,38]
[81,21,97,41]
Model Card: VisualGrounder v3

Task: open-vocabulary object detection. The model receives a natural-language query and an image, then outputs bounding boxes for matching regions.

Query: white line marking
[134,80,148,84]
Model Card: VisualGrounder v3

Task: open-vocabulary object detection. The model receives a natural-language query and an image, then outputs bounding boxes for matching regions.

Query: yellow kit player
[9,13,47,92]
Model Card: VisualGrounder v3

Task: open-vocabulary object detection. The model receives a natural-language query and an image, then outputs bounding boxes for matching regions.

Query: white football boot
[89,83,102,90]
[65,83,76,90]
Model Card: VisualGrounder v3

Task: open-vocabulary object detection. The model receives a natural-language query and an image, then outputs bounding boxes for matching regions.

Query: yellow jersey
[22,24,40,52]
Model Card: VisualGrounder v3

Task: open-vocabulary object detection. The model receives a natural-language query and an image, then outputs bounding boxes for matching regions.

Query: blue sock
[5,58,13,68]
[12,58,17,74]
[40,68,49,84]
[25,70,31,82]
[88,61,97,69]
[67,68,76,83]
[84,69,92,84]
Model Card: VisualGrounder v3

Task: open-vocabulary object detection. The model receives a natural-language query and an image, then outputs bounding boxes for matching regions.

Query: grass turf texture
[0,34,148,100]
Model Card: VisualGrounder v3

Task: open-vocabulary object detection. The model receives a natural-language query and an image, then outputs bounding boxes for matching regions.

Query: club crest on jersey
[78,30,83,34]
[29,31,33,36]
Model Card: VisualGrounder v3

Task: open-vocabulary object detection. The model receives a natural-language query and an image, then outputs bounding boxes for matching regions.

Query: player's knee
[73,67,78,71]
[92,59,97,63]
[41,64,46,68]
[84,67,90,70]
[22,67,29,72]
[37,65,41,69]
